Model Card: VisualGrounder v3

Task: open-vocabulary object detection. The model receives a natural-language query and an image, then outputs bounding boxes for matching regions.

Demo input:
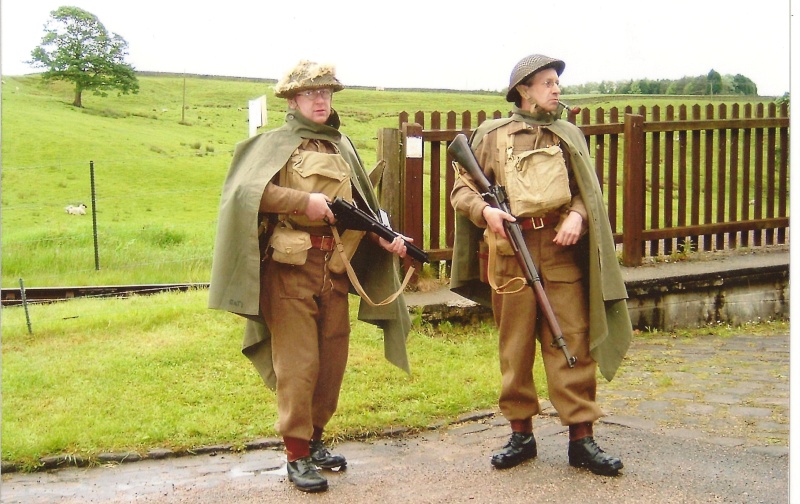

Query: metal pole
[19,278,32,334]
[182,74,186,124]
[90,160,100,270]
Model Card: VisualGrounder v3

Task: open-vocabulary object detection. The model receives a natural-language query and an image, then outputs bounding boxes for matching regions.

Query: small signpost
[248,95,267,137]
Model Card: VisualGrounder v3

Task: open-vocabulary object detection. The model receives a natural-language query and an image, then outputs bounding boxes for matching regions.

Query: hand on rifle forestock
[482,206,517,239]
[378,233,413,258]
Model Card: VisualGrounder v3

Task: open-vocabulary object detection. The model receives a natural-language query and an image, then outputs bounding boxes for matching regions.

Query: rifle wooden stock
[328,197,429,264]
[448,134,577,368]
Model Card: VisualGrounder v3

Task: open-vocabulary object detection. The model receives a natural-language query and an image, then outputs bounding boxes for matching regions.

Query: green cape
[208,109,411,389]
[449,105,632,381]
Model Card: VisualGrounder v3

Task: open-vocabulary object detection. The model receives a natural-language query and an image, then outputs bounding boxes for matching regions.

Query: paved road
[1,331,789,504]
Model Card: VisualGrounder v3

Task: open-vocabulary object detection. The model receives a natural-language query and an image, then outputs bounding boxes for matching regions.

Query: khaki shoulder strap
[495,122,511,161]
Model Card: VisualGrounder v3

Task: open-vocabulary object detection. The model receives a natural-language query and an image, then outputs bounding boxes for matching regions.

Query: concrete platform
[405,246,790,330]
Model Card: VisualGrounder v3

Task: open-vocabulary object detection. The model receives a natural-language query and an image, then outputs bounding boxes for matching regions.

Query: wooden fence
[375,103,789,268]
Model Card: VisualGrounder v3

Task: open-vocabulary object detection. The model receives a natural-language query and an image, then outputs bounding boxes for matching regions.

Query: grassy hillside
[0,75,503,287]
[0,74,779,287]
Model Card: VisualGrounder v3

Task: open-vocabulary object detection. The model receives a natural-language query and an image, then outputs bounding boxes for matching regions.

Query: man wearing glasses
[209,60,411,493]
[450,54,632,476]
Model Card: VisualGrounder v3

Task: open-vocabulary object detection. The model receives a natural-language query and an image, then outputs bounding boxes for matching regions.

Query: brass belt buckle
[532,217,545,230]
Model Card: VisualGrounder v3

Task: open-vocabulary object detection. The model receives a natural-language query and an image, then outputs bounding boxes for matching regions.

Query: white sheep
[65,203,87,215]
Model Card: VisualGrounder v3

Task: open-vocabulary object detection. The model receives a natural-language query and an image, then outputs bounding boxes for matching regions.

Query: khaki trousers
[260,248,351,441]
[491,226,603,426]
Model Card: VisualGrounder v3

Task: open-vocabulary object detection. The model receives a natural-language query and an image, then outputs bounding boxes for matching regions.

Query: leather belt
[518,213,560,230]
[310,235,336,251]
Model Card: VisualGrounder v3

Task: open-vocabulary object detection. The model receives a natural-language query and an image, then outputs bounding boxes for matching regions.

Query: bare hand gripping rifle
[448,133,577,368]
[328,197,430,264]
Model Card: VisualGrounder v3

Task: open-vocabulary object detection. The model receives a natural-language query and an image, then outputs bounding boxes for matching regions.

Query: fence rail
[379,103,789,268]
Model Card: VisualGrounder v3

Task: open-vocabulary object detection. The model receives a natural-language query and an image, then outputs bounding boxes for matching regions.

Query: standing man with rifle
[449,54,632,476]
[209,60,414,493]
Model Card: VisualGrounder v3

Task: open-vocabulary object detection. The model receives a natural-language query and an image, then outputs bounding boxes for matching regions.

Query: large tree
[28,6,139,107]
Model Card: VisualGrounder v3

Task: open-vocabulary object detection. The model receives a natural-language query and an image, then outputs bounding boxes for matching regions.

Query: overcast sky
[0,0,794,96]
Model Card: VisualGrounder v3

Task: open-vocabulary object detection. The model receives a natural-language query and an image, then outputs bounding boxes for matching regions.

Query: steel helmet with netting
[505,54,565,103]
[274,60,345,98]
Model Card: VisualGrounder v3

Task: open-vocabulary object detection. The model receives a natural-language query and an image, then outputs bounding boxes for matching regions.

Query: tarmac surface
[1,249,792,503]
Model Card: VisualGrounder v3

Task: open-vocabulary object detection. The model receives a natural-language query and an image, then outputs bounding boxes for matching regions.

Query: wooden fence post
[376,128,403,229]
[622,114,645,266]
[401,123,424,262]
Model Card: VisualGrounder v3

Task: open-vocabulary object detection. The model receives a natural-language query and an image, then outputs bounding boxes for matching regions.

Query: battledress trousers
[492,225,602,425]
[259,245,351,441]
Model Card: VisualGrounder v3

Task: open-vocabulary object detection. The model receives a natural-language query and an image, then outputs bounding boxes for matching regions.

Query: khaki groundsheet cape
[450,105,632,381]
[208,109,411,389]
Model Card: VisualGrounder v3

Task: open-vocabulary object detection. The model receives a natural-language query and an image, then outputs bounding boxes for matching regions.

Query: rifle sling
[330,226,414,307]
[485,229,527,295]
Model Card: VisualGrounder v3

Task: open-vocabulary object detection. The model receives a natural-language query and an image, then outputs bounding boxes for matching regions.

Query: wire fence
[2,151,226,288]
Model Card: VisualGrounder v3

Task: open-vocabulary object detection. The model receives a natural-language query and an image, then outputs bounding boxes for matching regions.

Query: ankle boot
[568,436,623,476]
[491,432,537,469]
[310,439,347,469]
[286,456,328,492]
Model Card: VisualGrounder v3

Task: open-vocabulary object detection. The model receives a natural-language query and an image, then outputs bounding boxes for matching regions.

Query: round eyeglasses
[296,89,333,100]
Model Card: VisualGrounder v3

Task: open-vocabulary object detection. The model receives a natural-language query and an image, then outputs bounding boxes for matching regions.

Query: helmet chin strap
[516,85,539,114]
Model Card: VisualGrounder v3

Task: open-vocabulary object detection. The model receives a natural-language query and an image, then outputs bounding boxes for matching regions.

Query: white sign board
[248,95,267,137]
[406,136,423,159]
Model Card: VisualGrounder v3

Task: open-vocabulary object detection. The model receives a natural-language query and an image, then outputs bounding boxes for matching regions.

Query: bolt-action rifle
[448,133,577,368]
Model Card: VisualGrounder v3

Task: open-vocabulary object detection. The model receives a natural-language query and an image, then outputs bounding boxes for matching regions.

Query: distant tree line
[561,69,760,96]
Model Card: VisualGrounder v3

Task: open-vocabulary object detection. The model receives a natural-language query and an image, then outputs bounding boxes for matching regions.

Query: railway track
[1,283,210,306]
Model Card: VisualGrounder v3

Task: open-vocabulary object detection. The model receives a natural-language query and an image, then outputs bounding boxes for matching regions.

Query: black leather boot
[286,456,328,492]
[310,439,347,470]
[568,436,623,476]
[491,432,537,469]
